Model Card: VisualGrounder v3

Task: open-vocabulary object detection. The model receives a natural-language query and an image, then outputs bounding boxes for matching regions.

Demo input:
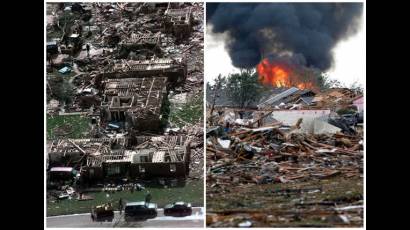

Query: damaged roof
[207,86,315,109]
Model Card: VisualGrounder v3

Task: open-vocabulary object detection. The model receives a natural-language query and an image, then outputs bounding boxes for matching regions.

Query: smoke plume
[207,3,363,70]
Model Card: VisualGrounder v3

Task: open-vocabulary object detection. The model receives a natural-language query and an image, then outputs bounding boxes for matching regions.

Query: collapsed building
[97,58,187,133]
[98,58,187,86]
[47,138,127,168]
[118,32,162,58]
[257,87,316,109]
[119,32,161,50]
[100,76,167,132]
[48,136,191,183]
[163,7,192,41]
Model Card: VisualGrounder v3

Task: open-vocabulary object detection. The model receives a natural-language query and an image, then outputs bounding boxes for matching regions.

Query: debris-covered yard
[207,172,362,227]
[206,85,363,227]
[48,179,203,216]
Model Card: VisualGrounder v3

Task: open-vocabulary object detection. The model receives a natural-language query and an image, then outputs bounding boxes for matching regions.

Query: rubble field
[206,129,363,227]
[207,176,362,227]
[206,87,363,227]
[46,2,204,217]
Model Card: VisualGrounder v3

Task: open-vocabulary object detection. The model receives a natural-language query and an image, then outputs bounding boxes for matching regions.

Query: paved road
[47,207,204,228]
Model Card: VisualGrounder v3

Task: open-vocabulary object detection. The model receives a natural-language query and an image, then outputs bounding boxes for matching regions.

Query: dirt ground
[206,175,363,227]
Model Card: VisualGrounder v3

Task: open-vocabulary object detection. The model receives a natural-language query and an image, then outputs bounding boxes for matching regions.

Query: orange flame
[257,58,314,90]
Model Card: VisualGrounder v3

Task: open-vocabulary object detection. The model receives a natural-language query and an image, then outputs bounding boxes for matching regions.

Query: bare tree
[209,74,226,117]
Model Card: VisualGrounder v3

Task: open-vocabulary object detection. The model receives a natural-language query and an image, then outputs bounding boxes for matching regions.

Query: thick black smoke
[207,3,363,70]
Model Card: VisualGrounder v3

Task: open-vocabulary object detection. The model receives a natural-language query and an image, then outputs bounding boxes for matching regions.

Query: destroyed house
[100,76,168,132]
[118,32,161,52]
[97,59,187,133]
[165,7,192,23]
[47,136,191,182]
[85,136,190,180]
[257,87,316,109]
[207,87,315,110]
[100,58,187,86]
[164,7,192,39]
[47,138,127,169]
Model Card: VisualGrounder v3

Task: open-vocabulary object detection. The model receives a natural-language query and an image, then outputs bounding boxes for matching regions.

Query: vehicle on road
[124,201,157,221]
[164,202,192,217]
[91,203,114,222]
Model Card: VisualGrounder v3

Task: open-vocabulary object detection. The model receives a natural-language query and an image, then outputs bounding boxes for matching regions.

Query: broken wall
[129,162,187,178]
[271,109,331,126]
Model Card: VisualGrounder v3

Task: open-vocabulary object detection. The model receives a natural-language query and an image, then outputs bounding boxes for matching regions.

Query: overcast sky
[205,22,365,87]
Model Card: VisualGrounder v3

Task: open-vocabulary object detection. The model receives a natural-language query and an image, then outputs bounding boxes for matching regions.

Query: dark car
[164,202,192,217]
[124,202,157,221]
[341,113,358,126]
[91,203,114,222]
[47,41,59,55]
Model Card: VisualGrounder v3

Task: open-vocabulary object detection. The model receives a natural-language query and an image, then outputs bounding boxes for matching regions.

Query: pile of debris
[207,122,363,186]
[206,108,363,227]
[185,124,204,180]
[309,88,361,110]
[165,122,203,180]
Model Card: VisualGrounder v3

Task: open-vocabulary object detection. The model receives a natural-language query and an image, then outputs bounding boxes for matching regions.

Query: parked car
[341,113,358,126]
[91,203,114,222]
[164,202,192,217]
[124,202,157,221]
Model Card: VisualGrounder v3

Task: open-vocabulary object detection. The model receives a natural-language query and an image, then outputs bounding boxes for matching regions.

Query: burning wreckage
[209,2,363,227]
[46,2,203,203]
[206,53,364,225]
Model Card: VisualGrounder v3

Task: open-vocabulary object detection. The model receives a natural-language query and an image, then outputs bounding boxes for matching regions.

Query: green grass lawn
[169,93,203,127]
[47,114,90,139]
[47,179,204,216]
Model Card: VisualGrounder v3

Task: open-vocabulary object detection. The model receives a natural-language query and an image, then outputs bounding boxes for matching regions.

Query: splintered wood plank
[146,78,155,107]
[169,151,178,162]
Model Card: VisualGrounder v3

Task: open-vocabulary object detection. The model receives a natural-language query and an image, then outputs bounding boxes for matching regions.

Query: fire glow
[257,58,314,89]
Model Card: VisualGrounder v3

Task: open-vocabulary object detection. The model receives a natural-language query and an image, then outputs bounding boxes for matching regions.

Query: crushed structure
[101,58,187,86]
[119,32,161,50]
[100,76,168,132]
[164,7,193,41]
[48,136,190,183]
